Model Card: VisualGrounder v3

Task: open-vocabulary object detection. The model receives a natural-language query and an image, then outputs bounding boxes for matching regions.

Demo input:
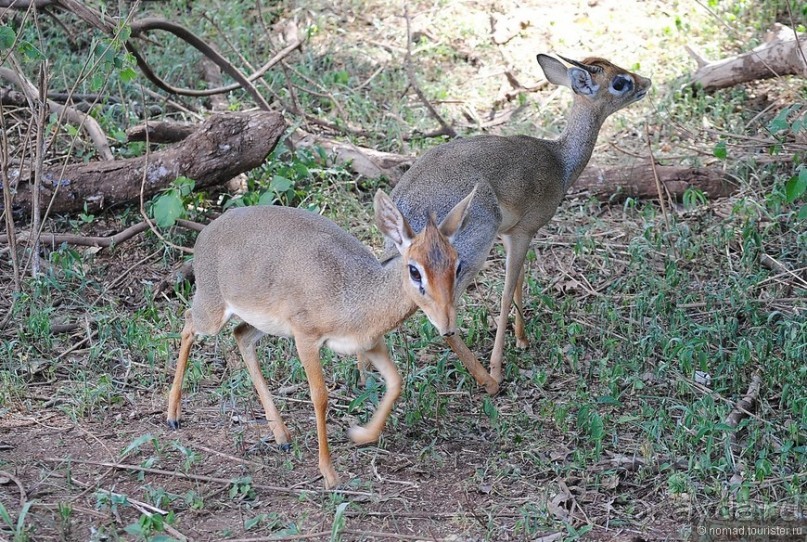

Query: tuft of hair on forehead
[413,217,455,273]
[580,57,613,69]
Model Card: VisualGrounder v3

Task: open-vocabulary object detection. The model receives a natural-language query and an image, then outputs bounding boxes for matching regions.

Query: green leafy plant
[785,168,807,219]
[329,502,350,542]
[228,477,256,501]
[120,433,159,458]
[123,511,174,541]
[0,499,34,542]
[150,176,197,228]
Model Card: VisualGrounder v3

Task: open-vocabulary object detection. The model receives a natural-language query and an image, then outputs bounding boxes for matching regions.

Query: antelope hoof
[516,337,529,349]
[322,469,341,490]
[347,425,378,446]
[279,443,292,452]
[166,419,180,430]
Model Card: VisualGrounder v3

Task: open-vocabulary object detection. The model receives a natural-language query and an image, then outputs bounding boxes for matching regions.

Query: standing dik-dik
[389,54,651,387]
[166,189,477,489]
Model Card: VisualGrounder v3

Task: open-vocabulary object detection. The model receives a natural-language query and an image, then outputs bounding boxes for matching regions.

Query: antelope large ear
[438,186,476,240]
[537,54,570,88]
[375,189,414,252]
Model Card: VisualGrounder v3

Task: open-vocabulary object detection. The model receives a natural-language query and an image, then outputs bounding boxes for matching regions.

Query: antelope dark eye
[408,264,422,283]
[612,76,632,93]
[456,261,463,277]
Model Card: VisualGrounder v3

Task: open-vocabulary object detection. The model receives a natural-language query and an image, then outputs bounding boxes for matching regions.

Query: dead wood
[7,111,286,218]
[725,372,763,428]
[0,0,52,6]
[0,219,203,248]
[125,121,414,181]
[126,17,270,110]
[289,131,414,181]
[127,121,196,144]
[403,6,457,139]
[0,66,114,161]
[570,161,739,201]
[154,259,195,297]
[690,24,807,90]
[122,120,739,197]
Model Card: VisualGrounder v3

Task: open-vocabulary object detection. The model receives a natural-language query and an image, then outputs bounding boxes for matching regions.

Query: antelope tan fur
[389,54,651,386]
[166,189,476,489]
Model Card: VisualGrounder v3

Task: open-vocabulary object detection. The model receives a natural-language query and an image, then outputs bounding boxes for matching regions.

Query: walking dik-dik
[389,54,651,388]
[166,189,477,489]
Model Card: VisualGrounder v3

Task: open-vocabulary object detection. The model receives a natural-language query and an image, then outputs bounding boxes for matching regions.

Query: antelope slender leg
[490,233,531,383]
[348,340,402,445]
[234,322,292,448]
[295,336,339,489]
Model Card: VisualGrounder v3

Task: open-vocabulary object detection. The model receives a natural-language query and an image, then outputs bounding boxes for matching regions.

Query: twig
[193,444,267,471]
[0,97,20,292]
[759,254,807,289]
[0,470,27,508]
[403,6,456,139]
[41,457,309,496]
[644,124,669,229]
[0,221,149,247]
[29,60,49,278]
[0,64,113,161]
[121,12,301,99]
[725,372,763,428]
[343,529,448,541]
[225,533,331,542]
[786,4,807,72]
[138,85,202,119]
[127,17,270,110]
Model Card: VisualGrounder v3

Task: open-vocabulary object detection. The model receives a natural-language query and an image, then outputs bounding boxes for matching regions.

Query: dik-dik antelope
[166,189,477,489]
[388,54,651,387]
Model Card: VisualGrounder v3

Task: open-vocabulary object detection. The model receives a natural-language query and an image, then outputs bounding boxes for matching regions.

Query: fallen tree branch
[725,372,763,428]
[403,6,456,139]
[122,120,741,197]
[289,130,414,180]
[126,17,270,110]
[126,121,196,144]
[126,121,414,180]
[570,161,739,201]
[690,24,807,90]
[7,111,286,217]
[128,27,302,99]
[154,259,195,297]
[0,220,195,248]
[0,0,53,7]
[0,64,113,161]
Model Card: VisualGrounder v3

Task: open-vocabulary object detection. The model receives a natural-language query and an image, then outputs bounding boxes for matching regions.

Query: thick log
[289,131,414,181]
[126,121,197,144]
[126,122,414,180]
[572,161,739,201]
[8,111,286,217]
[120,119,737,202]
[691,25,807,90]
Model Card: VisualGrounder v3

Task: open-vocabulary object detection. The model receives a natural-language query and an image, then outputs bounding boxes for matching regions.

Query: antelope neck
[555,97,607,192]
[358,254,418,335]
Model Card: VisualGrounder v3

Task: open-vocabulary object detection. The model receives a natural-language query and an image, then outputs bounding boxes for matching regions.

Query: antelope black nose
[443,330,455,337]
